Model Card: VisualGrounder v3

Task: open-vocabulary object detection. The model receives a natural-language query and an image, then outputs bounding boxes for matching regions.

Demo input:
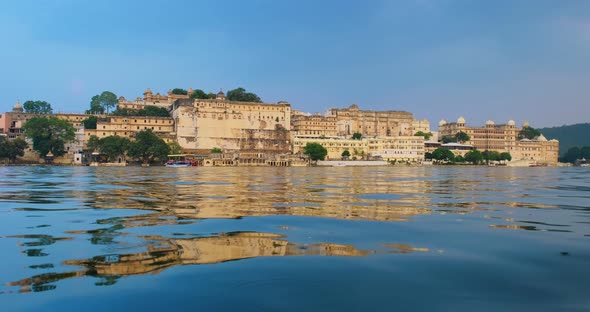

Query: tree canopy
[303,142,327,161]
[432,148,455,162]
[518,126,541,140]
[464,150,483,164]
[168,142,182,154]
[455,131,470,143]
[414,131,433,140]
[226,88,262,102]
[211,147,222,154]
[100,91,118,114]
[441,136,456,144]
[352,132,362,140]
[561,146,590,163]
[98,136,130,162]
[171,88,188,95]
[86,135,100,153]
[482,150,501,163]
[86,95,105,114]
[82,115,98,129]
[499,152,512,162]
[0,137,28,163]
[127,129,170,164]
[23,116,76,157]
[189,89,211,99]
[341,150,351,158]
[23,100,53,114]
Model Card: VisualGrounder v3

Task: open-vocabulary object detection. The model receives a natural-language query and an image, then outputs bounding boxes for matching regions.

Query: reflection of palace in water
[8,231,428,293]
[85,167,435,222]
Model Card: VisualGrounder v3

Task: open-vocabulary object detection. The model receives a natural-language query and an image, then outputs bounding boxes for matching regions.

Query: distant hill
[538,123,590,155]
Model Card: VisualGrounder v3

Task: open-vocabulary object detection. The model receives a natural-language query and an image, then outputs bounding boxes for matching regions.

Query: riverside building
[438,117,559,165]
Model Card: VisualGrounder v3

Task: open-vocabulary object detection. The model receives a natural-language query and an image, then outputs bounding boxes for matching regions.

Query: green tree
[127,130,170,164]
[99,136,130,162]
[189,89,210,99]
[341,150,350,158]
[82,115,98,129]
[110,108,135,116]
[86,135,100,153]
[454,131,470,143]
[580,146,590,160]
[226,87,262,102]
[98,91,118,114]
[518,126,541,140]
[86,95,106,114]
[441,136,457,144]
[454,155,464,163]
[168,142,182,154]
[172,88,188,95]
[138,106,170,117]
[23,100,53,114]
[23,117,76,157]
[464,150,483,164]
[211,147,222,154]
[414,131,432,140]
[562,147,581,163]
[482,150,501,163]
[0,137,28,163]
[424,152,433,160]
[499,152,512,162]
[303,142,327,161]
[432,148,455,163]
[352,132,362,140]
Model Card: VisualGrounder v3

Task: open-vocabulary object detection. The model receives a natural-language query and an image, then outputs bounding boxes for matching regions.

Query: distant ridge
[539,123,590,155]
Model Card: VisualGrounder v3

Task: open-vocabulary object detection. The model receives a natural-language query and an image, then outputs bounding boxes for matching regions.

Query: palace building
[293,135,424,162]
[438,117,559,164]
[84,116,175,143]
[172,90,292,153]
[290,111,338,137]
[326,104,430,137]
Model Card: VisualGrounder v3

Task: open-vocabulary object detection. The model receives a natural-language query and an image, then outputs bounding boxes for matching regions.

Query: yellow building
[172,91,292,153]
[439,117,559,165]
[117,88,194,110]
[85,115,175,143]
[293,135,424,162]
[327,104,430,137]
[290,111,337,137]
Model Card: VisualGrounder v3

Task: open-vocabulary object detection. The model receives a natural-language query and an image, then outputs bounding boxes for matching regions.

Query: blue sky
[1,0,589,128]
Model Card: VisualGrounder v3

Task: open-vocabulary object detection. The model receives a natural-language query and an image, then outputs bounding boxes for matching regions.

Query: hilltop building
[327,104,430,137]
[290,111,338,137]
[84,116,175,143]
[171,90,292,154]
[438,117,559,164]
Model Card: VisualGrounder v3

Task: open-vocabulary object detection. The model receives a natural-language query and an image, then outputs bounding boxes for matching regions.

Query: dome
[537,134,547,142]
[523,121,530,127]
[457,116,465,124]
[216,89,226,100]
[118,96,126,101]
[486,120,495,125]
[438,119,447,127]
[507,120,515,126]
[13,100,23,112]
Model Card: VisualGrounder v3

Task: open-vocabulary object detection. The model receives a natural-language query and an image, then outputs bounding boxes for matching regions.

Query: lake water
[0,166,588,311]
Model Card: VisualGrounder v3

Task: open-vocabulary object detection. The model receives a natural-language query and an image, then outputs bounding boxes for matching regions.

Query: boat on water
[529,162,548,167]
[165,161,192,167]
[165,154,199,167]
